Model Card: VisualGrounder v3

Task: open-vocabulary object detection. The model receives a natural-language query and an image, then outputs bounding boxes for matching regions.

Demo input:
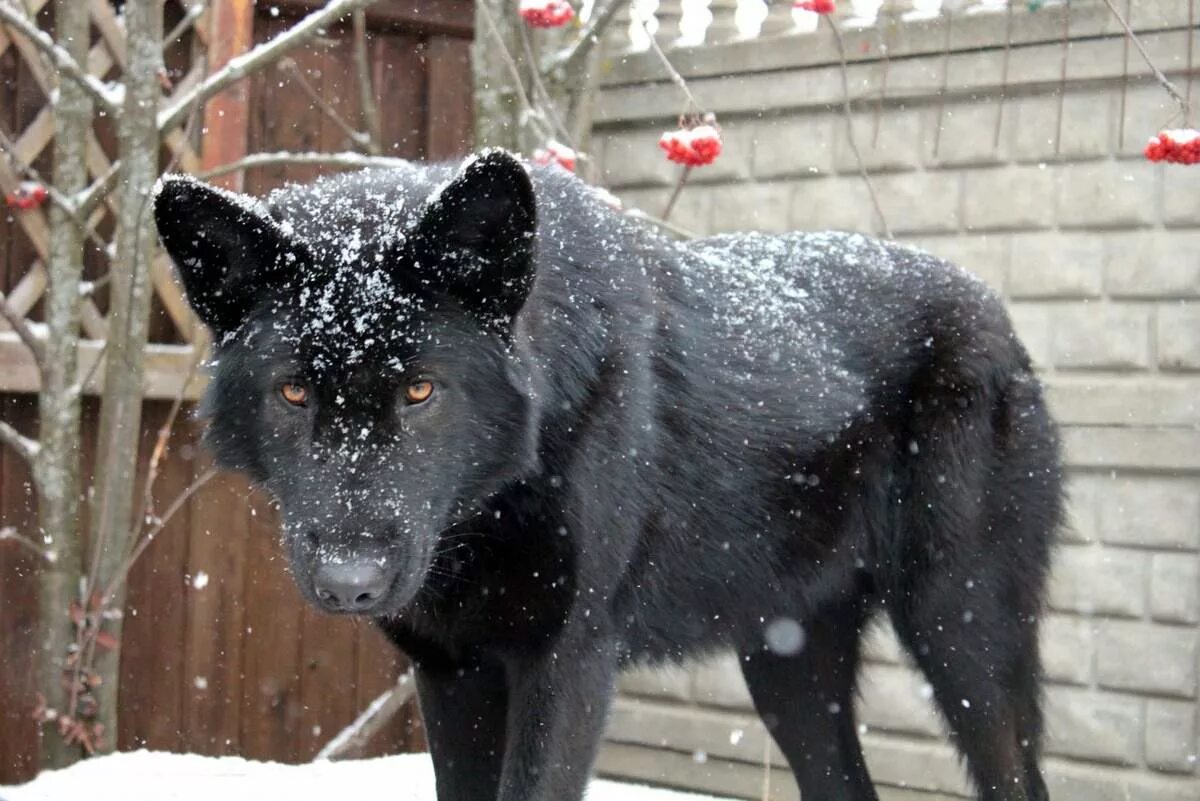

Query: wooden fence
[0,0,473,783]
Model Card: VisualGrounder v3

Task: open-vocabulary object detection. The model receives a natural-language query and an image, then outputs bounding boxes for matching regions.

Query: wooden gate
[0,0,473,783]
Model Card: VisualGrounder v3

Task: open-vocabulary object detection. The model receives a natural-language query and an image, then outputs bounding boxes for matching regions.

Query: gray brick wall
[590,3,1199,799]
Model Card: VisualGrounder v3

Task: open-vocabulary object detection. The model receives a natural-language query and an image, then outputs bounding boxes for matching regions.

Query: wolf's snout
[312,560,391,614]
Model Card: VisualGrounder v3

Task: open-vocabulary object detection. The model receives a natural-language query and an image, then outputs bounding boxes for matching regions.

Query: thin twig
[99,467,218,607]
[661,165,691,222]
[872,5,894,149]
[0,289,45,368]
[0,526,54,563]
[1188,0,1195,124]
[351,9,383,154]
[932,10,953,157]
[158,0,379,133]
[0,0,121,115]
[134,357,203,558]
[198,150,409,180]
[994,0,1015,150]
[519,23,578,149]
[76,339,108,397]
[630,2,700,113]
[0,124,110,255]
[315,670,416,760]
[826,15,891,239]
[76,159,122,219]
[163,1,206,47]
[1117,0,1131,149]
[549,0,625,77]
[476,0,556,141]
[624,208,697,239]
[1099,0,1191,123]
[1054,1,1069,156]
[0,419,40,465]
[278,57,373,151]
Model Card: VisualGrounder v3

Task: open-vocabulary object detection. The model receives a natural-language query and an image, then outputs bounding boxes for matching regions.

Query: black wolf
[154,150,1061,801]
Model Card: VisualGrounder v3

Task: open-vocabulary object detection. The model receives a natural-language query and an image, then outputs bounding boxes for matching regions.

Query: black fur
[154,150,1062,801]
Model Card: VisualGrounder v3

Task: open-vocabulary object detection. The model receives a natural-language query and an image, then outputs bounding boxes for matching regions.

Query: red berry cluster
[533,141,578,172]
[793,0,835,13]
[659,123,723,167]
[1144,129,1200,165]
[5,180,48,210]
[519,0,574,27]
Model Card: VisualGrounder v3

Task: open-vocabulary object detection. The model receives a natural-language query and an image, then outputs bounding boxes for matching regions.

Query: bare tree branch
[158,0,380,134]
[0,1,121,115]
[163,0,206,47]
[1100,0,1191,123]
[277,57,373,150]
[197,150,409,180]
[0,418,40,465]
[0,526,56,563]
[547,0,624,78]
[826,16,891,239]
[98,466,218,607]
[629,2,699,113]
[315,671,416,760]
[0,289,46,368]
[75,160,121,219]
[476,0,556,142]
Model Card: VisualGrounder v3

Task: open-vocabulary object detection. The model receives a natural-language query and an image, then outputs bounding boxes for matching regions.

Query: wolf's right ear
[154,176,308,338]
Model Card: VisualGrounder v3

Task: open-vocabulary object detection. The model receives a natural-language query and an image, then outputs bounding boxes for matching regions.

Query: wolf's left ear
[411,149,537,326]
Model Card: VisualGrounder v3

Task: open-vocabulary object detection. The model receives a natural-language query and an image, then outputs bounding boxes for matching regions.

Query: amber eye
[280,383,308,406]
[405,381,434,404]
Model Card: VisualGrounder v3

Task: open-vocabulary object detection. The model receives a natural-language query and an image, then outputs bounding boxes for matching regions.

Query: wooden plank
[116,403,196,753]
[182,460,252,756]
[237,488,305,762]
[200,0,256,191]
[376,31,428,159]
[424,35,474,159]
[0,395,41,783]
[0,337,207,400]
[269,0,474,38]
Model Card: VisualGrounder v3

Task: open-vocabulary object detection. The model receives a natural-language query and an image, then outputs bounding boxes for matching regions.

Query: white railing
[615,0,1060,53]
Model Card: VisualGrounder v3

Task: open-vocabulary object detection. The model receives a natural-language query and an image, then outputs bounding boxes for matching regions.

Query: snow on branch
[0,1,121,116]
[0,419,40,466]
[315,670,416,761]
[158,0,380,134]
[0,288,46,370]
[0,525,56,563]
[198,151,410,181]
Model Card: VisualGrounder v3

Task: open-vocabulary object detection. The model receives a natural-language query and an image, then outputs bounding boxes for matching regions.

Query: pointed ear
[154,176,309,337]
[411,149,537,326]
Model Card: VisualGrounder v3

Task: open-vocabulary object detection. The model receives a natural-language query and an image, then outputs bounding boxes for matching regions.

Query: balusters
[903,0,943,21]
[627,0,661,51]
[845,0,885,27]
[733,0,770,38]
[677,0,716,46]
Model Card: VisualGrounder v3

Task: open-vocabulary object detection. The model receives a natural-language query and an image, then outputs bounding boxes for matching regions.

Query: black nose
[312,561,390,613]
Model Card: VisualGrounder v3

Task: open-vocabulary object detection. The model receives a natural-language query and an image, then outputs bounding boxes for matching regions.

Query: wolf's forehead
[266,168,437,265]
[270,264,433,372]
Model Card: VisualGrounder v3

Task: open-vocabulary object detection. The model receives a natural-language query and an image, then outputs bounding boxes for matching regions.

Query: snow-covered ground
[0,751,732,801]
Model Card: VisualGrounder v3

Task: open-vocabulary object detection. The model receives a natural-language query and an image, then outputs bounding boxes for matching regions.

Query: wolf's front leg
[497,631,620,801]
[417,662,508,801]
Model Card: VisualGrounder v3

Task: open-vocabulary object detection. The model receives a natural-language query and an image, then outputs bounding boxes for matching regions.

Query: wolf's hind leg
[739,600,879,801]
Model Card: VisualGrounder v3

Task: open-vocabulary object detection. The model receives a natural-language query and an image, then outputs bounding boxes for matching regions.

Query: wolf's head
[154,151,541,616]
